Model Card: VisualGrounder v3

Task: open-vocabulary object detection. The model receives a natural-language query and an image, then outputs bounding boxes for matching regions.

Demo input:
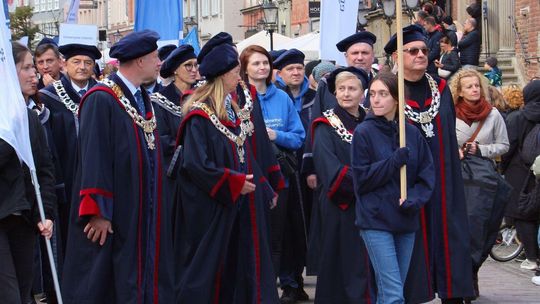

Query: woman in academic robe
[173,34,278,303]
[311,69,374,303]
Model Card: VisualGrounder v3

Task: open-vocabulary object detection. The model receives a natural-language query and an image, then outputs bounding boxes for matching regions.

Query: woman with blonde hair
[449,68,509,299]
[174,34,278,302]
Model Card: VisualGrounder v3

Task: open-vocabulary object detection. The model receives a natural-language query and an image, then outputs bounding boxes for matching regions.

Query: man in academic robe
[35,39,64,89]
[384,25,475,304]
[39,43,101,255]
[62,30,173,303]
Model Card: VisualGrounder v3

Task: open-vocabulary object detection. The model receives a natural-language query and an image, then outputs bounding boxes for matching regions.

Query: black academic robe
[153,82,184,170]
[174,108,278,304]
[403,75,475,302]
[311,106,374,304]
[234,84,285,193]
[39,76,97,253]
[62,74,174,304]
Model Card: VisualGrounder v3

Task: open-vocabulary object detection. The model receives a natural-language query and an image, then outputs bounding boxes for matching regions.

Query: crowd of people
[2,0,540,304]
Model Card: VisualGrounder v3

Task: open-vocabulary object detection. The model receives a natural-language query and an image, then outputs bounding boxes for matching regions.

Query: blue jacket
[351,113,435,233]
[258,82,305,150]
[275,75,310,113]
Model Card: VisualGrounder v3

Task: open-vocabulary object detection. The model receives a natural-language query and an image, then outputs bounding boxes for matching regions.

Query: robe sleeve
[313,124,353,210]
[351,126,403,194]
[77,91,115,221]
[401,132,435,212]
[30,111,57,222]
[181,115,247,205]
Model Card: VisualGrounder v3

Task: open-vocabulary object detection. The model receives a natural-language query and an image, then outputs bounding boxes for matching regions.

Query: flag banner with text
[320,0,359,66]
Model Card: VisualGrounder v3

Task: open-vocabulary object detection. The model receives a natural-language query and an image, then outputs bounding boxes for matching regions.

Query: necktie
[78,89,87,97]
[224,94,236,122]
[134,90,146,114]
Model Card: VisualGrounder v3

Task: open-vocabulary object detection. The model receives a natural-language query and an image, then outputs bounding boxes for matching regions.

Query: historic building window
[201,0,209,17]
[211,0,219,16]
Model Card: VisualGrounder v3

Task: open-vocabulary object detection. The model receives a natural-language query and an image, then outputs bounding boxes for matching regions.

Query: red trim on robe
[78,194,101,217]
[246,157,262,304]
[80,188,113,197]
[420,208,434,298]
[310,117,331,147]
[153,131,163,304]
[213,262,223,304]
[267,165,285,191]
[210,168,230,198]
[227,173,247,203]
[436,115,453,297]
[132,122,144,303]
[327,166,350,209]
[78,188,112,217]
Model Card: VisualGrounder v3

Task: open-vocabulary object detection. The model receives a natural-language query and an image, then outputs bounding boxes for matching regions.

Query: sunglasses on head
[403,47,429,56]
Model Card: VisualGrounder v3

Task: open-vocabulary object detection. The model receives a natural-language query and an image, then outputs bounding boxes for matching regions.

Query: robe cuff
[79,189,113,220]
[210,169,246,204]
[327,166,354,209]
[267,165,285,192]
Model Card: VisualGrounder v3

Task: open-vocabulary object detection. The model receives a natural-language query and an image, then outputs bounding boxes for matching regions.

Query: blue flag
[135,0,182,41]
[181,27,200,55]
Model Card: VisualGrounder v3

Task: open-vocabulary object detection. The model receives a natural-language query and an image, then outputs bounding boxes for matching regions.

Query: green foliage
[9,6,40,45]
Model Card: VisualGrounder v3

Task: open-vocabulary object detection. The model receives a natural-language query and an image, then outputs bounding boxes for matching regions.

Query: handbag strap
[467,119,485,143]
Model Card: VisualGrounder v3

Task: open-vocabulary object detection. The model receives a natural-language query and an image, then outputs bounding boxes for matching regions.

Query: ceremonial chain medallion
[323,109,353,144]
[190,81,255,163]
[151,92,182,117]
[101,79,157,150]
[403,73,440,138]
[53,80,79,115]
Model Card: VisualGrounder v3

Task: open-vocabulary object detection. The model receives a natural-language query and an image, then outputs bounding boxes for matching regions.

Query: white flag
[320,0,360,66]
[66,0,80,24]
[0,0,35,170]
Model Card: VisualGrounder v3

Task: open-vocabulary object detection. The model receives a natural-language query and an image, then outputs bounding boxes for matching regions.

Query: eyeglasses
[403,47,429,56]
[183,63,199,71]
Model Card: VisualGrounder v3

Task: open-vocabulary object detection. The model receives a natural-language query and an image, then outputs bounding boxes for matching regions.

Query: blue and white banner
[66,0,80,24]
[320,0,359,66]
[0,0,35,170]
[135,0,183,43]
[181,26,200,55]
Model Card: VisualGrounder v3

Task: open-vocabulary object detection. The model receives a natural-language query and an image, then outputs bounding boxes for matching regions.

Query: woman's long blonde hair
[182,77,239,120]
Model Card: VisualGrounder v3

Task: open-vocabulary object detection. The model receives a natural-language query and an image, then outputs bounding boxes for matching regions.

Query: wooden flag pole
[396,0,407,200]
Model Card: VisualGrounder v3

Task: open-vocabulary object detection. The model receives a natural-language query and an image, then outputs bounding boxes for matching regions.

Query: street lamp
[262,0,279,51]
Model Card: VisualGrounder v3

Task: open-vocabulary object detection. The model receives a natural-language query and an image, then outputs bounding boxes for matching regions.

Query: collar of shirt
[27,98,36,110]
[116,70,140,97]
[70,80,89,93]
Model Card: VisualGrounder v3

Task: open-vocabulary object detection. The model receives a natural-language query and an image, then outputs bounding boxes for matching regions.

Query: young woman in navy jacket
[351,72,435,304]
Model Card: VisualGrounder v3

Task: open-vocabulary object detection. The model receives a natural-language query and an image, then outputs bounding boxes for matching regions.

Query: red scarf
[455,97,492,126]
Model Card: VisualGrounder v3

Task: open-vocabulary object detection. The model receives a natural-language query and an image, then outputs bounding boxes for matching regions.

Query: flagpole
[30,169,64,304]
[396,0,407,200]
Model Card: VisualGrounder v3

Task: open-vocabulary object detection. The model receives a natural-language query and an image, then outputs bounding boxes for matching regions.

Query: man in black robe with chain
[62,30,173,303]
[384,25,474,304]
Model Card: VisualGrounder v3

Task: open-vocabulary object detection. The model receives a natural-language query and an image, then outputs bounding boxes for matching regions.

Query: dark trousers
[0,215,36,304]
[270,188,289,276]
[516,219,539,260]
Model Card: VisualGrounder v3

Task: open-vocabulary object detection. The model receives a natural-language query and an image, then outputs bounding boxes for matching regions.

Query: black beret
[59,43,102,60]
[160,44,197,78]
[199,43,239,79]
[158,44,177,61]
[37,37,58,47]
[336,31,377,52]
[110,30,160,62]
[269,49,287,62]
[384,24,427,54]
[326,66,369,94]
[197,32,234,64]
[273,49,305,70]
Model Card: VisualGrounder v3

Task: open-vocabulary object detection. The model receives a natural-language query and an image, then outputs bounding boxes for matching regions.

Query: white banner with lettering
[320,0,359,66]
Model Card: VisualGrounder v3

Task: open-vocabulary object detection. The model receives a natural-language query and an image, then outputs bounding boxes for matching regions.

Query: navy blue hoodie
[351,113,435,233]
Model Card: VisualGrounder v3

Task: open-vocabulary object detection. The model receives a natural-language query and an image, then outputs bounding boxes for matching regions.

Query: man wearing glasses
[384,24,475,304]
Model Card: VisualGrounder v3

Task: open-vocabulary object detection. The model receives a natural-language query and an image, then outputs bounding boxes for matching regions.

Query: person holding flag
[0,41,57,304]
[62,30,174,303]
[384,24,476,303]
